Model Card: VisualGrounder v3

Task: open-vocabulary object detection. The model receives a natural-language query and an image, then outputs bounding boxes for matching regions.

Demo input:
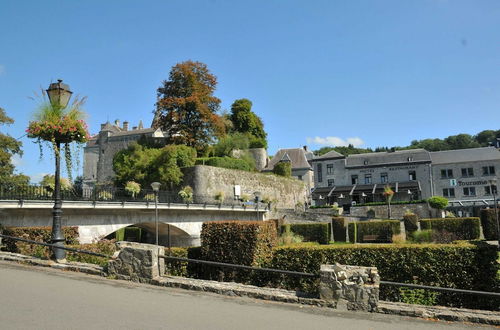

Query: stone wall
[248,148,268,171]
[272,208,338,223]
[108,242,164,283]
[183,165,307,209]
[350,203,437,219]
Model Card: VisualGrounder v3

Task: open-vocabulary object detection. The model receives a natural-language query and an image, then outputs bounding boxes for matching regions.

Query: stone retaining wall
[350,203,437,219]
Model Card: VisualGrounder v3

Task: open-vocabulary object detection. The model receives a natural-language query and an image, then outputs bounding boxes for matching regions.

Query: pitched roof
[265,148,312,170]
[313,149,345,160]
[430,147,500,164]
[345,149,431,168]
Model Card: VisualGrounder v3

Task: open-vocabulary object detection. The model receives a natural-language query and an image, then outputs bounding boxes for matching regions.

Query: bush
[195,157,254,171]
[260,242,499,310]
[2,226,79,258]
[427,196,448,210]
[281,223,330,244]
[66,240,117,267]
[272,162,291,177]
[201,221,277,282]
[420,218,480,240]
[164,246,203,278]
[347,220,400,243]
[403,213,419,234]
[331,217,346,242]
[480,209,499,240]
[410,230,433,243]
[178,186,193,203]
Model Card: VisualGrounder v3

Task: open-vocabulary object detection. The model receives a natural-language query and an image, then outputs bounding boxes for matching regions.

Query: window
[483,166,496,176]
[440,169,453,179]
[409,170,416,181]
[463,187,476,196]
[407,157,413,162]
[317,164,322,183]
[351,175,358,185]
[327,179,335,187]
[380,173,388,183]
[485,185,497,195]
[326,164,334,175]
[364,174,372,184]
[298,175,302,180]
[442,188,455,197]
[461,168,474,177]
[363,160,369,165]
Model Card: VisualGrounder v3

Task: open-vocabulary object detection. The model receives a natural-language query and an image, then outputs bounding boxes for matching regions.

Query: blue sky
[1,0,500,182]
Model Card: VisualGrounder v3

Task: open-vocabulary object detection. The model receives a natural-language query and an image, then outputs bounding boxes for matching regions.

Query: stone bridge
[0,200,268,246]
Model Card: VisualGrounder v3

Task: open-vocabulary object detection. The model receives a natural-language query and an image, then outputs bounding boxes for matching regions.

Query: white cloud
[30,172,50,184]
[11,154,22,167]
[0,65,4,75]
[306,136,365,147]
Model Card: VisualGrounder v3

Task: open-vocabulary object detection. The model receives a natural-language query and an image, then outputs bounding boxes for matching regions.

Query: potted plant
[383,185,395,219]
[179,185,193,204]
[125,181,141,199]
[214,191,225,206]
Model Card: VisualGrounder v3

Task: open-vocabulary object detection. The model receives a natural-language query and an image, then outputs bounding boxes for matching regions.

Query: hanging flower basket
[26,116,89,144]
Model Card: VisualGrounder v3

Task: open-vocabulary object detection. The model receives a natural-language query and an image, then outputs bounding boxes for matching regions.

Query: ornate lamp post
[46,80,73,261]
[151,182,161,246]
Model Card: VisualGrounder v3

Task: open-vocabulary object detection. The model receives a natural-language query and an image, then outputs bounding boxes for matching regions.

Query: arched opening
[104,222,192,247]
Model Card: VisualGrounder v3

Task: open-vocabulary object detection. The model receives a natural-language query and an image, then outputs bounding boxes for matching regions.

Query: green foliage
[313,145,373,156]
[214,191,225,203]
[281,223,330,244]
[39,174,73,192]
[164,246,203,278]
[124,181,141,197]
[272,161,291,177]
[113,143,196,187]
[427,196,448,210]
[347,220,401,243]
[420,218,480,240]
[278,229,303,245]
[261,242,499,310]
[480,209,499,241]
[213,132,249,157]
[178,186,193,203]
[153,60,225,151]
[0,108,29,187]
[201,221,277,282]
[66,240,117,267]
[332,217,347,242]
[399,287,439,306]
[229,98,267,149]
[195,156,254,171]
[2,226,79,258]
[409,230,433,243]
[403,213,419,234]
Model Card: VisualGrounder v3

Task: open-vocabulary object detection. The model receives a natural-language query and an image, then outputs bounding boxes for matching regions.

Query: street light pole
[490,179,499,249]
[46,80,72,261]
[151,182,161,247]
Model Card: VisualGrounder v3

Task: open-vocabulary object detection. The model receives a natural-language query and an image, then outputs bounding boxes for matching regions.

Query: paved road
[0,261,485,330]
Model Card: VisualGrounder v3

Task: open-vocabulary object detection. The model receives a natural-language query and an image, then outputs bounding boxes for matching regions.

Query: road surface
[0,261,485,329]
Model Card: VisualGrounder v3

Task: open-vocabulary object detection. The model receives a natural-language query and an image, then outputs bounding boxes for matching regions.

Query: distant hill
[314,129,500,156]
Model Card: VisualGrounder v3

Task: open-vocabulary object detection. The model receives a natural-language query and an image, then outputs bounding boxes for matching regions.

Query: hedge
[332,217,346,242]
[195,157,254,172]
[65,240,117,267]
[281,223,330,244]
[201,221,277,281]
[480,209,499,240]
[347,220,400,243]
[420,218,480,240]
[260,242,499,310]
[164,246,203,278]
[403,214,419,234]
[2,226,79,258]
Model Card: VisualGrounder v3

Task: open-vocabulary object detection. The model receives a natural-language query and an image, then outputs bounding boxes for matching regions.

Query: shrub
[2,226,79,258]
[410,230,433,243]
[332,217,346,242]
[201,221,277,282]
[279,230,303,245]
[214,191,225,203]
[347,220,400,243]
[260,242,499,310]
[480,209,499,240]
[272,162,291,177]
[420,218,480,240]
[163,246,203,278]
[403,213,419,234]
[178,186,193,203]
[195,156,254,171]
[427,196,448,210]
[66,240,117,267]
[281,223,330,244]
[124,181,141,198]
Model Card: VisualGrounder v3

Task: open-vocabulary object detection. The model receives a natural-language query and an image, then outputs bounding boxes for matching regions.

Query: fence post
[319,263,380,312]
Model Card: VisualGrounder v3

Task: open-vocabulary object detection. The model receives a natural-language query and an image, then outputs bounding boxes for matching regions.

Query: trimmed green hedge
[281,223,330,244]
[195,157,254,171]
[403,214,419,234]
[164,246,203,277]
[2,226,79,258]
[331,217,346,242]
[201,221,277,281]
[261,242,499,310]
[480,209,499,240]
[273,162,291,177]
[420,218,480,240]
[66,240,117,267]
[347,220,400,243]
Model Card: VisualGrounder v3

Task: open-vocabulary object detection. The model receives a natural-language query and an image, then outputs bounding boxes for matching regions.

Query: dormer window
[407,157,413,162]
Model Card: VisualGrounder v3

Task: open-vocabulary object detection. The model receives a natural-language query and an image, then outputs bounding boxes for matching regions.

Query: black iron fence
[0,184,269,209]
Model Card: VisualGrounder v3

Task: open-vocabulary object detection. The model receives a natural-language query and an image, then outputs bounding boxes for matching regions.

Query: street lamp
[46,80,72,261]
[489,178,499,248]
[254,191,261,221]
[151,182,161,247]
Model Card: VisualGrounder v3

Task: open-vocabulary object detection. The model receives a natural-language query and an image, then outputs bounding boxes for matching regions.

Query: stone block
[319,263,380,312]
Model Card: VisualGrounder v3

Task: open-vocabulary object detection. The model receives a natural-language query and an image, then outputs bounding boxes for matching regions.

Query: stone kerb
[108,242,165,283]
[319,264,380,312]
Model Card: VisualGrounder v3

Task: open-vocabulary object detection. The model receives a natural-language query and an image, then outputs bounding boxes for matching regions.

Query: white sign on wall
[234,185,241,197]
[450,179,457,187]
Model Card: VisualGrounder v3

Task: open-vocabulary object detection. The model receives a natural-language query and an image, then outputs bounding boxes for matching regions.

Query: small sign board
[234,185,241,197]
[450,179,457,187]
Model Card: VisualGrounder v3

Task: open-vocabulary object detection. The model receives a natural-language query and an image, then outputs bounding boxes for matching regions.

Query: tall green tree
[153,60,225,151]
[229,98,267,148]
[0,108,29,187]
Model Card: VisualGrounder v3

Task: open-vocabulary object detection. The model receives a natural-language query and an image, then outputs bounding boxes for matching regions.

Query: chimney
[138,120,144,130]
[114,119,120,127]
[123,121,129,131]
